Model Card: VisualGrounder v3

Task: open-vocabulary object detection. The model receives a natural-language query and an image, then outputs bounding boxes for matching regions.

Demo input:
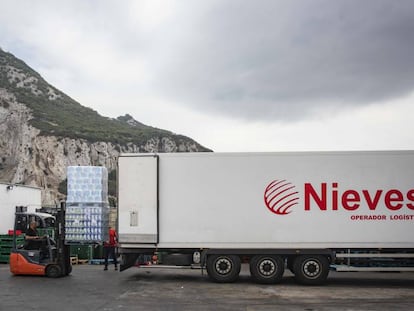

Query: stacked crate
[0,234,24,263]
[65,166,109,244]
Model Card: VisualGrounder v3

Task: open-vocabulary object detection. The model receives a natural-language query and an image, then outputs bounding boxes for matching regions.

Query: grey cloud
[1,0,414,123]
[152,0,414,121]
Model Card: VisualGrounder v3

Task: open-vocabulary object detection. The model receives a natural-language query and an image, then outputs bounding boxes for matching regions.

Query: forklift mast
[55,202,71,275]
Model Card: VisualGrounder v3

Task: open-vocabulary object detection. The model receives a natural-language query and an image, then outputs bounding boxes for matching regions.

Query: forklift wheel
[46,264,62,278]
[66,264,72,275]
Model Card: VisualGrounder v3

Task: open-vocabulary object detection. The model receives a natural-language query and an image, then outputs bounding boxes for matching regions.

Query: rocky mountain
[0,48,211,205]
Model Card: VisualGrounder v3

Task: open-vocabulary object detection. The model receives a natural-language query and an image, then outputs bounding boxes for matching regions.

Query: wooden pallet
[77,259,89,264]
[70,256,78,265]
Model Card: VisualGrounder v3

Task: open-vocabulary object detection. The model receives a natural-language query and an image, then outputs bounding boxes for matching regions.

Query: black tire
[46,264,62,278]
[249,255,284,284]
[66,264,72,275]
[206,255,241,283]
[293,255,330,285]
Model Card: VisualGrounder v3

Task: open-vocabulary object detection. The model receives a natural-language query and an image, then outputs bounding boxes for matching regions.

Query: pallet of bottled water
[66,166,108,203]
[65,166,110,243]
[65,203,109,243]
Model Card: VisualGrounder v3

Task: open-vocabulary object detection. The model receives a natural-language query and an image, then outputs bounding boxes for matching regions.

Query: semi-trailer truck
[117,151,414,284]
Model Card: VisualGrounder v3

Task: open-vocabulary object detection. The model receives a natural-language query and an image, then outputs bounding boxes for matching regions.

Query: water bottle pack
[65,204,109,242]
[66,166,109,203]
[65,166,110,243]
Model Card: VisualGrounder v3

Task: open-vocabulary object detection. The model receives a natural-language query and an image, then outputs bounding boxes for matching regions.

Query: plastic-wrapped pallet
[65,166,110,244]
[66,166,108,203]
[65,203,109,243]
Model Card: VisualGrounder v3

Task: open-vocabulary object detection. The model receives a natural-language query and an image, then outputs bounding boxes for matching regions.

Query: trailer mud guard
[120,253,139,271]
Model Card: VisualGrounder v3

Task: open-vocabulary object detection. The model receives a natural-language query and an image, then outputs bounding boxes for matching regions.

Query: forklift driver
[25,221,46,250]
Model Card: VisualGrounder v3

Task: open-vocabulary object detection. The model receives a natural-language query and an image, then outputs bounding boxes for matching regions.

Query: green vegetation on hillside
[0,48,210,150]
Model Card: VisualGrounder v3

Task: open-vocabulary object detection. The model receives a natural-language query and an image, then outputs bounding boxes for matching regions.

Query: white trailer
[117,151,414,284]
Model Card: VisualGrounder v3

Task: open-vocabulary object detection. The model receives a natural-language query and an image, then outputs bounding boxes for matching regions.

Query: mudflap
[120,253,139,271]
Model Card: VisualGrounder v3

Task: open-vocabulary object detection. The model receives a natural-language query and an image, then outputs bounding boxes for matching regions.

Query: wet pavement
[0,263,413,310]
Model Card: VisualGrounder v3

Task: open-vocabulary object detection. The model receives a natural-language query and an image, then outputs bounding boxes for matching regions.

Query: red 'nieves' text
[304,183,414,211]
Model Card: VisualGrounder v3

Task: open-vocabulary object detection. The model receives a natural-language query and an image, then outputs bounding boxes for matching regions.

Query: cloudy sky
[1,0,414,151]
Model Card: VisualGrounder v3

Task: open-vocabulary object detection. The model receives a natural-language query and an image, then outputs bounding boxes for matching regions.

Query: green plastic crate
[0,246,12,254]
[70,245,92,260]
[0,254,10,263]
[0,235,14,243]
[0,239,24,249]
[92,245,104,259]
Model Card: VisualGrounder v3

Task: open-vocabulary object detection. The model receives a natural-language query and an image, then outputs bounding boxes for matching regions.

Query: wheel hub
[216,258,232,275]
[303,260,320,277]
[259,259,276,276]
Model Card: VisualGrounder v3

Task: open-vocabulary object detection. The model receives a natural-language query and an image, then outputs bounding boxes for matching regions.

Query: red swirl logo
[264,180,299,215]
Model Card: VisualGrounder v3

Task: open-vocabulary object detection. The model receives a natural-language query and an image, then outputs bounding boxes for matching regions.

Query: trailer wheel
[250,255,284,284]
[206,255,241,283]
[293,255,329,285]
[46,264,62,278]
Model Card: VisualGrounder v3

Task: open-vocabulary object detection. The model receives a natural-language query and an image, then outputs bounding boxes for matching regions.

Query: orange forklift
[9,203,72,277]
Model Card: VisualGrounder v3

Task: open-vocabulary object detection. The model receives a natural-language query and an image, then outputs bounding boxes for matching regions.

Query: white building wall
[0,183,42,233]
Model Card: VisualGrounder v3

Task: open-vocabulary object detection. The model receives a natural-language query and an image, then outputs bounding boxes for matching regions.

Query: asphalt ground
[1,263,414,311]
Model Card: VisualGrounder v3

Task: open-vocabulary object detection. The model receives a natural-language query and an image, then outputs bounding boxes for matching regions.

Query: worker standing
[103,227,118,271]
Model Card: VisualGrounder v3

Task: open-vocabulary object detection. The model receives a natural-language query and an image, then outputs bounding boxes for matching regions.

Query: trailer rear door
[118,155,158,244]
